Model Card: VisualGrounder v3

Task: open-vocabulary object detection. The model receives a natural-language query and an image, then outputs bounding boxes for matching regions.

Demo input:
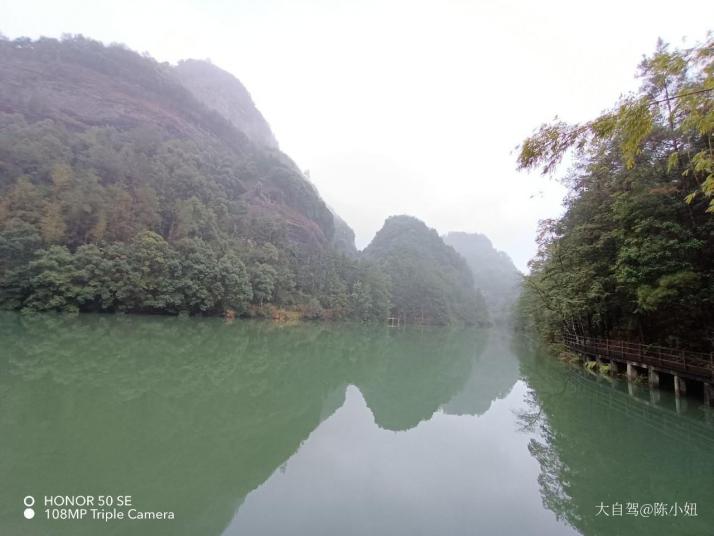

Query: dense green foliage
[0,36,393,320]
[0,35,496,325]
[516,39,714,348]
[365,216,489,326]
[0,111,392,319]
[443,232,522,324]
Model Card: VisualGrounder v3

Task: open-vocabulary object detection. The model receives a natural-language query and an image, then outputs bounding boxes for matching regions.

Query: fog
[3,0,712,270]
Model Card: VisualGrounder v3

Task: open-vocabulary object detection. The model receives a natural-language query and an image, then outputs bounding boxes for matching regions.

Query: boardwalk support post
[650,388,661,405]
[627,381,636,397]
[648,367,659,388]
[626,362,637,382]
[674,375,687,398]
[704,383,713,408]
[563,333,714,403]
[675,395,688,415]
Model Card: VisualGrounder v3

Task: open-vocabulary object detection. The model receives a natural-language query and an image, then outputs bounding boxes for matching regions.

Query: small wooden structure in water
[387,313,405,328]
[563,333,714,407]
[387,309,426,327]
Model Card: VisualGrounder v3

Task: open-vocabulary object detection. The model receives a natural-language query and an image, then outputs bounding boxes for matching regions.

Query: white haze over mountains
[3,0,712,271]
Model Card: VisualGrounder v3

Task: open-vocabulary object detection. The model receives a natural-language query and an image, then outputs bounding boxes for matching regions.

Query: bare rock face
[174,59,279,150]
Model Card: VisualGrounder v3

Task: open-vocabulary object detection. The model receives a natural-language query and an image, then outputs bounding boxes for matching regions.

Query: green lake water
[0,312,712,535]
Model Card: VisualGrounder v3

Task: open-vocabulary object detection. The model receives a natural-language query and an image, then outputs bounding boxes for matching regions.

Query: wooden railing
[563,333,714,381]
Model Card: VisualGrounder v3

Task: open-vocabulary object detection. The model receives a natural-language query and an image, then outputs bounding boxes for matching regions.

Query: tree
[250,263,276,306]
[0,176,42,226]
[349,281,373,321]
[125,231,179,312]
[23,246,80,312]
[516,38,714,347]
[40,202,67,243]
[218,252,252,313]
[174,238,221,313]
[518,38,714,211]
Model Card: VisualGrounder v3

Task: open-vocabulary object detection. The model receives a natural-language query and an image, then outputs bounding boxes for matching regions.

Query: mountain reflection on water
[0,312,712,536]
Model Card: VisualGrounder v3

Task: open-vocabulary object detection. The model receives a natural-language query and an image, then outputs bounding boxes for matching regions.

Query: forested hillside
[443,232,522,324]
[0,34,495,325]
[0,35,391,319]
[365,216,489,326]
[516,38,714,349]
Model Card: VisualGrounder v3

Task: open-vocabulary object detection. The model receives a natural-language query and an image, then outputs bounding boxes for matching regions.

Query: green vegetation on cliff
[0,35,494,324]
[0,35,386,319]
[365,216,489,326]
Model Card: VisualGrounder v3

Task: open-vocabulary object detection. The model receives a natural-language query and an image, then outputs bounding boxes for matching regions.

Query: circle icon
[24,508,35,520]
[23,496,35,507]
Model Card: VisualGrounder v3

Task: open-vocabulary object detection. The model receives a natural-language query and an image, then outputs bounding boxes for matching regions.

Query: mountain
[443,232,522,323]
[442,333,519,417]
[174,59,279,149]
[364,216,488,326]
[330,210,358,258]
[0,35,333,249]
[0,35,496,326]
[0,35,386,318]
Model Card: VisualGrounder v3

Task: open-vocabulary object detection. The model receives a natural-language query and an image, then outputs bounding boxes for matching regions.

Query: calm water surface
[0,312,712,535]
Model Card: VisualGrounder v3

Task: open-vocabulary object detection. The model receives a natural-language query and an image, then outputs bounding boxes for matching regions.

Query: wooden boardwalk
[563,333,714,383]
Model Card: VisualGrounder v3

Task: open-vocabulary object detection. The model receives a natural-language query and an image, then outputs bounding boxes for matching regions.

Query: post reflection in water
[516,338,714,536]
[0,312,712,536]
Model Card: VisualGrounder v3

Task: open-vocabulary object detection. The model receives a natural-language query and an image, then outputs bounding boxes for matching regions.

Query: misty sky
[2,0,712,271]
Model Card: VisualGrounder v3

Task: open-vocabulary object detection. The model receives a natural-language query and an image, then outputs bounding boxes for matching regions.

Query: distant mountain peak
[443,231,522,322]
[364,216,489,326]
[444,230,493,249]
